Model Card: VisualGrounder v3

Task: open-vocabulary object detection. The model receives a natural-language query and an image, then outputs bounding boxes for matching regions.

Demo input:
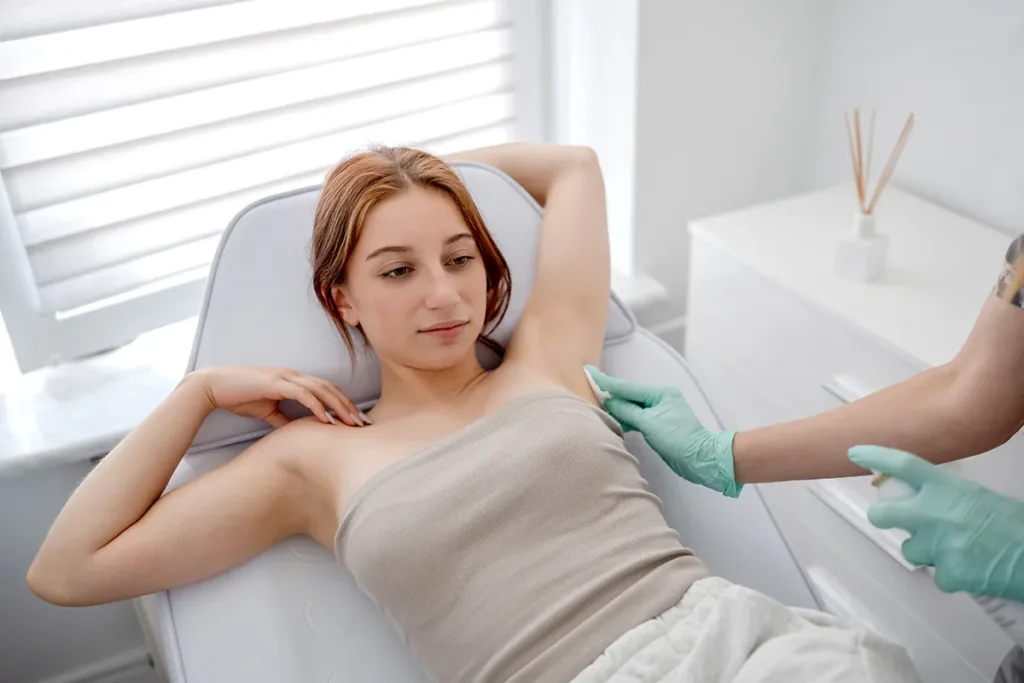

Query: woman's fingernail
[349,411,366,427]
[359,410,373,425]
[325,412,339,425]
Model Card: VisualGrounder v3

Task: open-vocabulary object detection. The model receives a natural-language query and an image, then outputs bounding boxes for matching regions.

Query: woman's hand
[850,445,1024,603]
[190,366,369,428]
[585,366,742,498]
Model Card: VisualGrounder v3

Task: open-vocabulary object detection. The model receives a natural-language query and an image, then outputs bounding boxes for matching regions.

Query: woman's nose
[424,271,460,309]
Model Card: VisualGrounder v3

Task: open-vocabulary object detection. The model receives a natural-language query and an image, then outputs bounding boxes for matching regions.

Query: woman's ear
[332,285,359,327]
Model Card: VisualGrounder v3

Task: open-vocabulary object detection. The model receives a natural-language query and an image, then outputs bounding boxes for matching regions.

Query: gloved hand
[584,366,742,498]
[849,445,1024,603]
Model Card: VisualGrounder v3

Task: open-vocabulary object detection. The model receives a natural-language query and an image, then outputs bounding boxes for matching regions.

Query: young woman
[28,144,920,683]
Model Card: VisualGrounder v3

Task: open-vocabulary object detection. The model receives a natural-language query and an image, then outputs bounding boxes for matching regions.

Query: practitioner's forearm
[732,364,983,483]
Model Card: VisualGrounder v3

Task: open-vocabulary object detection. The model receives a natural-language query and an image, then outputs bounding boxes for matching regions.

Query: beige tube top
[335,389,708,683]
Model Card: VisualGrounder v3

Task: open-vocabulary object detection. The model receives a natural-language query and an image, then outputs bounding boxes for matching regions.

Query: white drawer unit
[684,184,1022,682]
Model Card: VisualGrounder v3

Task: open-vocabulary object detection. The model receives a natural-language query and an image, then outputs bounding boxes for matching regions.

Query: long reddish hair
[311,145,511,361]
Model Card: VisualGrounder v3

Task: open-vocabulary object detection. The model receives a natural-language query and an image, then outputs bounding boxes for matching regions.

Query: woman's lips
[420,320,468,340]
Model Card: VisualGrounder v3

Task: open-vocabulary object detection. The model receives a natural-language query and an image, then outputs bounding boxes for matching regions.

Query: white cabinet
[684,184,1020,683]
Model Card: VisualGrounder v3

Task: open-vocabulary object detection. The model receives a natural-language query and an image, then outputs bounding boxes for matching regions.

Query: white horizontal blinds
[0,0,517,316]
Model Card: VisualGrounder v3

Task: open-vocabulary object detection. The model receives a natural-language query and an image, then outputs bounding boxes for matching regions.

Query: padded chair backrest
[186,161,635,452]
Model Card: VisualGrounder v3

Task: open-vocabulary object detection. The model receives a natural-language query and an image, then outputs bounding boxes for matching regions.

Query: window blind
[0,0,541,371]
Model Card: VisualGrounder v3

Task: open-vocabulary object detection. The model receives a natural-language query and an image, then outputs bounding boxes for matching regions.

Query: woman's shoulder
[255,416,362,477]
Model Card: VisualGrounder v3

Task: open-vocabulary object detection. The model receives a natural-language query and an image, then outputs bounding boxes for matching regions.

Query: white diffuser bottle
[835,107,914,284]
[834,211,889,283]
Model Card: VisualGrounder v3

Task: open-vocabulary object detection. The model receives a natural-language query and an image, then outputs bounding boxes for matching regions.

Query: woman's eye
[450,255,474,267]
[383,266,411,279]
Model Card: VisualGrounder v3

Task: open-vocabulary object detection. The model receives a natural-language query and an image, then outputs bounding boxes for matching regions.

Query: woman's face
[334,185,489,370]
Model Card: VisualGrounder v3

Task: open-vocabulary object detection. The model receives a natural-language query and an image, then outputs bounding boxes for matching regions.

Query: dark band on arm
[995,235,1024,308]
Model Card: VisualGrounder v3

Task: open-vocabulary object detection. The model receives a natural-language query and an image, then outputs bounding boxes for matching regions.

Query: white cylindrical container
[834,212,890,283]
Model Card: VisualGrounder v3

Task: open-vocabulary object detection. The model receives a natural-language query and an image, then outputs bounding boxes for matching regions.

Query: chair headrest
[186,161,635,452]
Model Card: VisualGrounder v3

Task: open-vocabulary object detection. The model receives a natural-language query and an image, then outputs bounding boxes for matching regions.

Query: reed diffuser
[834,108,915,283]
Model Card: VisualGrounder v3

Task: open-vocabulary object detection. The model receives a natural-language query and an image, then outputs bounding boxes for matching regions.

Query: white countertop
[689,184,1013,370]
[0,275,663,478]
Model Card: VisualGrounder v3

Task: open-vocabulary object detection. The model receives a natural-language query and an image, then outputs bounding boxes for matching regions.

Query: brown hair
[311,145,512,362]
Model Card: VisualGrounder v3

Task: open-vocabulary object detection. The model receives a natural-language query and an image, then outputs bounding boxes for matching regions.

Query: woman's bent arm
[445,143,610,376]
[27,373,311,606]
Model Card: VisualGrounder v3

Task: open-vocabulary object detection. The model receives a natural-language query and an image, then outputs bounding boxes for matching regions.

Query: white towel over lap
[570,577,922,683]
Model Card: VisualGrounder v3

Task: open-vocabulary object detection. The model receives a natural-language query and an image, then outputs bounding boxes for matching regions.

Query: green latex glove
[585,366,742,498]
[849,445,1024,603]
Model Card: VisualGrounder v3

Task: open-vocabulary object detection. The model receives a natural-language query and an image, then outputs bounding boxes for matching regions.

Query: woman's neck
[373,354,490,420]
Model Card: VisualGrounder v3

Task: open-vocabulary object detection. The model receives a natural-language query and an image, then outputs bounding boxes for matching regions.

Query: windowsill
[611,269,668,313]
[0,317,197,478]
[0,271,668,478]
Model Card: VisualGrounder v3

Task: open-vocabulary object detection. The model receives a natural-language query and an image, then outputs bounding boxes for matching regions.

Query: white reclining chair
[134,161,821,682]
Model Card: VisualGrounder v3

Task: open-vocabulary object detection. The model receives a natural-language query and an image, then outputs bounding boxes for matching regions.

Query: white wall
[550,0,829,346]
[551,0,639,275]
[630,0,830,342]
[798,0,1024,238]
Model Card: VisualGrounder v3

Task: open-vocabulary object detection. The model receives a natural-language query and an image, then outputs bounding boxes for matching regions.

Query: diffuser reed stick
[864,108,876,198]
[844,113,864,208]
[843,109,914,215]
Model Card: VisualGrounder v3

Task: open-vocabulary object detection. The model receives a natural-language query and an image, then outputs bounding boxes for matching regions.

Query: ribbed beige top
[335,390,708,683]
